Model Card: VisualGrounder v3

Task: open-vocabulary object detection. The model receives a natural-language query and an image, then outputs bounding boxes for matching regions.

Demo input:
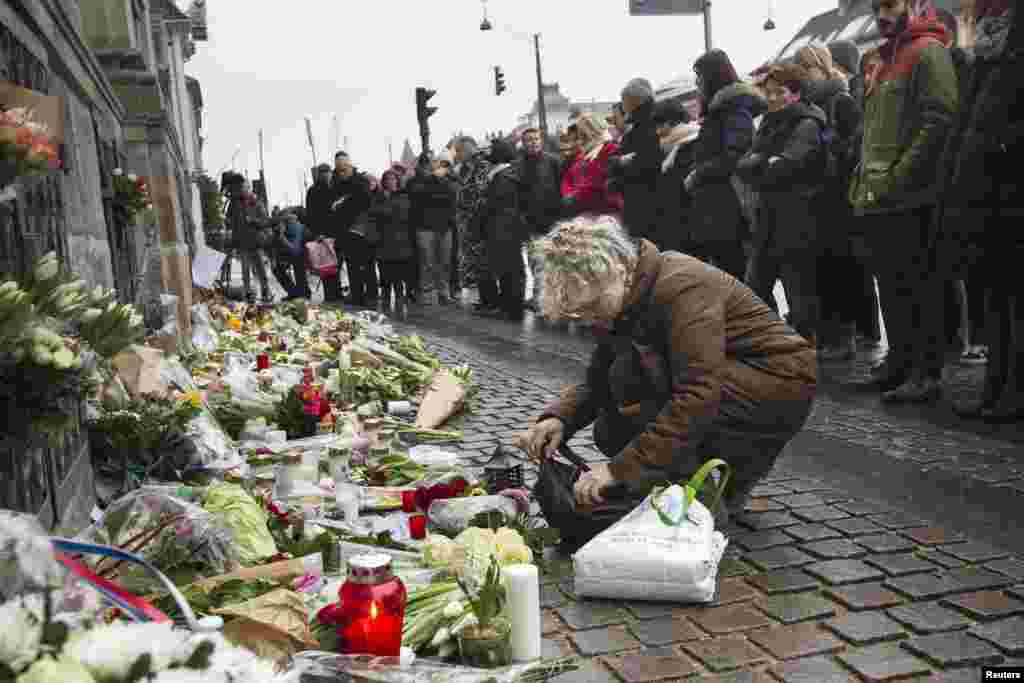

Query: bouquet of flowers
[112,168,154,221]
[0,106,61,184]
[0,252,144,445]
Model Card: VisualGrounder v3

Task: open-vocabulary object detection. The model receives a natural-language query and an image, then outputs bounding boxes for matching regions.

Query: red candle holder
[337,554,406,656]
[256,353,270,371]
[408,514,427,540]
[401,490,416,513]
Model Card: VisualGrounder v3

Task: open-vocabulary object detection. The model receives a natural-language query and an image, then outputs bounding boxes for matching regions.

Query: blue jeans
[416,230,452,299]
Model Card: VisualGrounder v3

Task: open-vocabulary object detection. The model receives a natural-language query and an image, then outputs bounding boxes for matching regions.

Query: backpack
[820,91,858,184]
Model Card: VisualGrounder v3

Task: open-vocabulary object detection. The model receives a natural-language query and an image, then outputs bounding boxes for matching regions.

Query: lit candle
[338,554,406,656]
[503,564,541,662]
[408,514,427,540]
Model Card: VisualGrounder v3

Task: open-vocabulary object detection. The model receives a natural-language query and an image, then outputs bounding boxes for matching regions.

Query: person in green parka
[848,0,958,404]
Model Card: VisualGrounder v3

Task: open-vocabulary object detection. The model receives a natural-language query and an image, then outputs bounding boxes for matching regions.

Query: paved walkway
[374,302,1024,683]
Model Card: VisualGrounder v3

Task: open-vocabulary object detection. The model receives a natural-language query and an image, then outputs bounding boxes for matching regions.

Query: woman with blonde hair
[516,215,816,536]
[560,112,624,220]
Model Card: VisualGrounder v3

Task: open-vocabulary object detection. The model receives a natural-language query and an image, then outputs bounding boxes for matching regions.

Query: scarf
[974,1,1015,59]
[660,123,701,173]
[878,0,949,63]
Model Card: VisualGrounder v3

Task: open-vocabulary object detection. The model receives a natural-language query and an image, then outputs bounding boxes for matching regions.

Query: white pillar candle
[503,564,541,662]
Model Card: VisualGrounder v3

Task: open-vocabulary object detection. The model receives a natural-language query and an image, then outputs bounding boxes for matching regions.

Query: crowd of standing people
[222,0,1020,419]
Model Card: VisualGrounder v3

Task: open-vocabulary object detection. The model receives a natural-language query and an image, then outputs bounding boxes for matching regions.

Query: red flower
[428,483,454,501]
[316,602,343,625]
[413,486,430,511]
[450,478,469,496]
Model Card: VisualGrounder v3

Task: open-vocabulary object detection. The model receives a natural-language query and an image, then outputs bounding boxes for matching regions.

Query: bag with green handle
[572,458,732,604]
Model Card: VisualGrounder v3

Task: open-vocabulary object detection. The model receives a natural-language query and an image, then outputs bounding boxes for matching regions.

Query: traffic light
[416,87,438,122]
[494,66,506,96]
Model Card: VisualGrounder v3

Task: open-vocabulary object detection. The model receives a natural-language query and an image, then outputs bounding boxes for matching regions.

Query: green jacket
[849,23,958,215]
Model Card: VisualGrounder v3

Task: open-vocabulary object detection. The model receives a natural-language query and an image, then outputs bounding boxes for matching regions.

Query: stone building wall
[0,0,131,532]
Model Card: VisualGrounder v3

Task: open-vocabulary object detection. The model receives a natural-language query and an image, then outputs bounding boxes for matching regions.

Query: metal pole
[703,0,713,52]
[533,33,549,140]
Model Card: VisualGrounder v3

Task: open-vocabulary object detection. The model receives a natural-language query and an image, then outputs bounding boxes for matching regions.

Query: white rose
[0,597,43,674]
[34,257,59,283]
[52,348,75,370]
[126,174,138,183]
[112,168,123,176]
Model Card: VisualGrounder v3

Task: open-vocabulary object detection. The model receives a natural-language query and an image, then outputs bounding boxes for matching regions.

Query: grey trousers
[416,230,452,299]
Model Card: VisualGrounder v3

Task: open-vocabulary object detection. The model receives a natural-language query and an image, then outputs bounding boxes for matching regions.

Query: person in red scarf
[934,0,1022,420]
[560,113,624,221]
[848,0,958,403]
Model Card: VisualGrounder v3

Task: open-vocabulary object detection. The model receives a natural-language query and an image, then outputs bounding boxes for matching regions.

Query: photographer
[223,174,273,303]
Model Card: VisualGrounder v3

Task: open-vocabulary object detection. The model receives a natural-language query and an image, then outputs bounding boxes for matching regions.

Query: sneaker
[882,376,942,404]
[959,346,988,366]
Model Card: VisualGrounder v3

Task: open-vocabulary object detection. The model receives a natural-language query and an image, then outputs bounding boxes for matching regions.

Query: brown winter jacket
[539,241,816,484]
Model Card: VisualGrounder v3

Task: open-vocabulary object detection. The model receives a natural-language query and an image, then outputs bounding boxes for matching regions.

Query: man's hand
[574,463,616,507]
[514,418,564,463]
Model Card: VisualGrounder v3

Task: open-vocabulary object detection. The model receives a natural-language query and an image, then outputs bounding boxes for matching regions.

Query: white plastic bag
[190,303,219,352]
[573,460,731,604]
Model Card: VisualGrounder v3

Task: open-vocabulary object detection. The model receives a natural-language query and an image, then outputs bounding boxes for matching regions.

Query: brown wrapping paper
[414,369,466,430]
[214,588,317,662]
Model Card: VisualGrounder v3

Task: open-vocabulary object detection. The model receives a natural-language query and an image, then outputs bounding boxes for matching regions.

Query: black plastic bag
[533,445,636,553]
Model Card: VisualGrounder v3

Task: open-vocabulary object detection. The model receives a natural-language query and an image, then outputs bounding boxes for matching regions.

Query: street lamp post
[703,0,713,52]
[480,3,549,141]
[533,34,548,141]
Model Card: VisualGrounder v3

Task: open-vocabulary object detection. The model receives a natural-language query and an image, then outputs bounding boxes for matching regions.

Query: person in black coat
[518,128,562,310]
[328,151,374,304]
[686,49,767,281]
[607,78,663,245]
[469,139,528,321]
[407,151,459,305]
[737,62,828,344]
[827,39,883,350]
[797,43,870,360]
[934,0,1023,420]
[651,99,699,254]
[366,170,415,307]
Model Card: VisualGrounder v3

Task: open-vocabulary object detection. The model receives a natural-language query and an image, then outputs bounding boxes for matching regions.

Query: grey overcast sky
[188,0,837,208]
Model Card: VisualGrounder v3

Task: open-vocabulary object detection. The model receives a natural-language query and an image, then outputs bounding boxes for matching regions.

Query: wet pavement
[359,294,1024,682]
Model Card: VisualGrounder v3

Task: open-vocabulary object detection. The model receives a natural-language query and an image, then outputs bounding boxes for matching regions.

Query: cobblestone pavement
[374,304,1024,683]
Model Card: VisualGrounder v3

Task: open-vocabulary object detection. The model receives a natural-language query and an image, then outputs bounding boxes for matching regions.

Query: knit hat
[621,78,655,101]
[826,40,861,77]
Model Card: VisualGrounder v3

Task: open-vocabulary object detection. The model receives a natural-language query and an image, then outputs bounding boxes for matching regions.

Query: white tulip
[34,256,59,282]
[80,308,103,324]
[0,597,43,673]
[126,174,138,183]
[443,600,466,619]
[52,348,74,370]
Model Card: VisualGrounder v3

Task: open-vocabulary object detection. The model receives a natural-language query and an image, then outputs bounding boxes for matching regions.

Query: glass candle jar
[256,353,270,371]
[337,554,406,656]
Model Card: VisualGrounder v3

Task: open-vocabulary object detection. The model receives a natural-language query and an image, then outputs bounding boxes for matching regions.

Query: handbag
[305,238,339,278]
[533,444,635,553]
